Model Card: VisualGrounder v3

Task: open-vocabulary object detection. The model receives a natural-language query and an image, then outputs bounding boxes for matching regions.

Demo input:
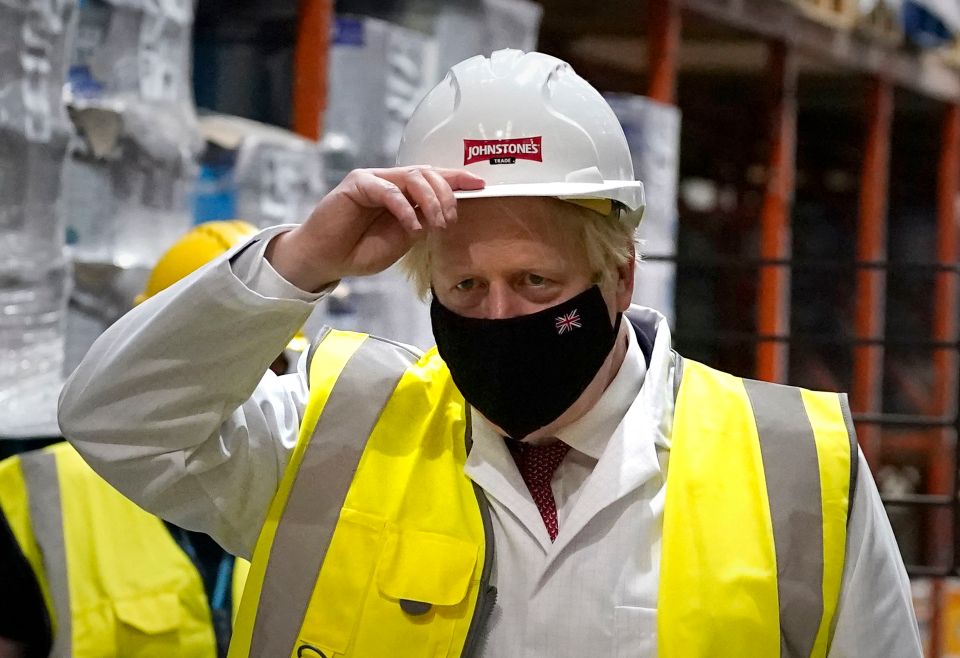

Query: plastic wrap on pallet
[69,0,194,107]
[64,103,198,263]
[434,0,542,75]
[61,0,200,374]
[197,114,326,228]
[0,136,72,438]
[0,0,77,438]
[234,141,324,229]
[604,94,681,325]
[483,0,542,52]
[60,144,193,386]
[65,0,202,169]
[62,0,200,267]
[321,16,438,187]
[0,0,76,140]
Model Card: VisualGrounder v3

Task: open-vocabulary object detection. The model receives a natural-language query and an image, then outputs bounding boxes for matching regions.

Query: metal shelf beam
[678,0,960,101]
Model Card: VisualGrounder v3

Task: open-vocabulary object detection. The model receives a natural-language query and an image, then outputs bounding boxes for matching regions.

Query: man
[0,222,260,658]
[59,50,921,657]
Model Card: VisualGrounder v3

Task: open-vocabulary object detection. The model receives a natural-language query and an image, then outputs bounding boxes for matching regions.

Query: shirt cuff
[230,226,337,302]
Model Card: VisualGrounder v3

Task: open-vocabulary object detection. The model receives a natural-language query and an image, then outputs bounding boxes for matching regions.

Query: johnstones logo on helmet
[463,137,542,166]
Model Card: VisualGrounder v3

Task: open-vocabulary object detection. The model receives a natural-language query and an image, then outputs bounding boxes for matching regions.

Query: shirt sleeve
[59,226,333,559]
[231,227,331,302]
[828,449,924,657]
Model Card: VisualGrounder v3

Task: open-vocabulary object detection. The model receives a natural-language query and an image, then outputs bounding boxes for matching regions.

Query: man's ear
[615,244,636,312]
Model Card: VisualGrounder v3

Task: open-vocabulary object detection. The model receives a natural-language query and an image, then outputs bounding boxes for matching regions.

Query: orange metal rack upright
[292,0,333,140]
[755,40,798,385]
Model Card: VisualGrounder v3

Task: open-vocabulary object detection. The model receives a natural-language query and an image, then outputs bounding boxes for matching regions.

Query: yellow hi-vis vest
[0,442,229,657]
[230,329,856,658]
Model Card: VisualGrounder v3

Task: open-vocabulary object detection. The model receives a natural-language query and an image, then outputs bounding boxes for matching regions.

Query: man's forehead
[432,197,590,270]
[445,197,580,243]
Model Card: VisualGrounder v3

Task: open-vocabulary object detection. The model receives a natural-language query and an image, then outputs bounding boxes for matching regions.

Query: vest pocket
[377,529,478,608]
[112,592,182,657]
[296,515,480,657]
[71,592,185,657]
[351,527,479,657]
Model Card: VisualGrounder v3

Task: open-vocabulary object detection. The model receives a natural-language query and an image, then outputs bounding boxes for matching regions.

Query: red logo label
[463,136,542,166]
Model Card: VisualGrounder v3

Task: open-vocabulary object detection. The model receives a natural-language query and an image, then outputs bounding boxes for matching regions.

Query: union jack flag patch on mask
[555,309,582,334]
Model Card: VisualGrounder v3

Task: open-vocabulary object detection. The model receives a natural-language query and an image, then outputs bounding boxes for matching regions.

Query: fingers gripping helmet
[397,49,645,225]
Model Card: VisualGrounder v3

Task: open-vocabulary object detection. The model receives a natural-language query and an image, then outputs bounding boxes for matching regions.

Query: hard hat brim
[452,180,645,214]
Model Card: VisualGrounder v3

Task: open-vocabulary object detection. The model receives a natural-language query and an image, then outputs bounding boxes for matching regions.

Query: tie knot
[509,440,571,489]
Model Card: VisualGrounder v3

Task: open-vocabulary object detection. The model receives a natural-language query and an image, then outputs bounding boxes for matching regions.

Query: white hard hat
[397,49,645,224]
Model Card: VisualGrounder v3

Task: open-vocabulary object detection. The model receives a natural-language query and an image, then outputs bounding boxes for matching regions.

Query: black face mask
[430,285,622,439]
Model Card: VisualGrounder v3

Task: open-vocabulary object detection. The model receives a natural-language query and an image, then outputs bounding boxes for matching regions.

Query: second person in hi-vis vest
[60,50,922,657]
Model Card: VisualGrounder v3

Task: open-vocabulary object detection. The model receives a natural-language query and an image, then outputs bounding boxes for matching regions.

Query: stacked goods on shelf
[61,0,203,372]
[781,0,859,28]
[0,0,77,437]
[434,0,542,74]
[900,0,960,61]
[196,114,325,229]
[64,0,201,267]
[857,0,906,46]
[320,15,439,186]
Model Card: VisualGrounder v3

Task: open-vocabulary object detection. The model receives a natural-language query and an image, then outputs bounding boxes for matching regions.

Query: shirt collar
[554,319,647,460]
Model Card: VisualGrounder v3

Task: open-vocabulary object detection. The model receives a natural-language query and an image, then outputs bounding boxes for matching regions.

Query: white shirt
[59,228,923,657]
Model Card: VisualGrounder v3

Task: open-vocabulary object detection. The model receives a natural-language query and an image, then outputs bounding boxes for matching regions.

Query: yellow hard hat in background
[135,220,309,361]
[135,220,259,305]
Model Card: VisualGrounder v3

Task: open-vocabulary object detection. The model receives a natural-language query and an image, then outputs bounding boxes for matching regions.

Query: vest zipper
[461,481,496,658]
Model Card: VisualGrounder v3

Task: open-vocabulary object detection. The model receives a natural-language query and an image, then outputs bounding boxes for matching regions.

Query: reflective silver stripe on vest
[250,336,418,658]
[743,379,824,658]
[19,449,72,658]
[671,352,684,402]
[838,393,859,522]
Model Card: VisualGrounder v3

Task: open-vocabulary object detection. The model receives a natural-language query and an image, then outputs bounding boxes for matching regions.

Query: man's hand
[266,166,485,292]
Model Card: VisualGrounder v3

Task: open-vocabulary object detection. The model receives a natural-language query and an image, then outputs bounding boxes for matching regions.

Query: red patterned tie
[507,440,571,542]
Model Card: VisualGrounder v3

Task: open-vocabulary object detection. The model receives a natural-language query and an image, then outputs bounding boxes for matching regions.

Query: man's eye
[455,279,476,291]
[525,274,546,286]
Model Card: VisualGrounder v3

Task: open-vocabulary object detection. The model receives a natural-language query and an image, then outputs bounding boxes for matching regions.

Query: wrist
[265,229,339,293]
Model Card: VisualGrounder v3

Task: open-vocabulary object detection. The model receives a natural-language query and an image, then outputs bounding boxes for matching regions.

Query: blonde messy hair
[400,198,639,300]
